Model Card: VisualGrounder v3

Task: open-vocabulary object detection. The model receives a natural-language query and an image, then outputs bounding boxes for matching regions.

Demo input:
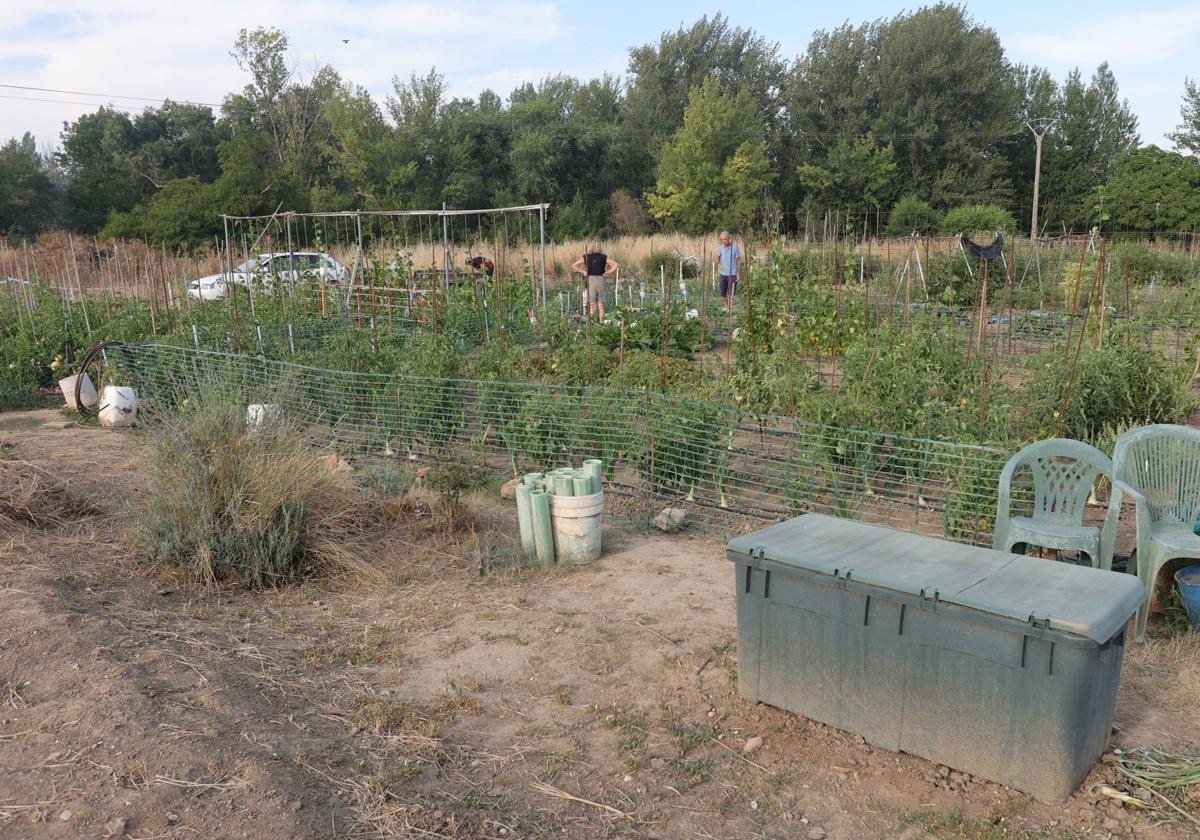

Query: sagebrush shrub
[137,390,366,586]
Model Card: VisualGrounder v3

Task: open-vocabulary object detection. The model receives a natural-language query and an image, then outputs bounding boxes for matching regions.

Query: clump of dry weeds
[1125,632,1200,720]
[0,461,102,529]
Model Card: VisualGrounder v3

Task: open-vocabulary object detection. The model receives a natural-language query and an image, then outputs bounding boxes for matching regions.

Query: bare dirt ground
[1,407,1197,840]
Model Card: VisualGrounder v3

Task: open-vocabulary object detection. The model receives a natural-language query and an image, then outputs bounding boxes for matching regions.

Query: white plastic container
[59,373,98,412]
[549,490,603,565]
[98,386,138,427]
[246,403,284,432]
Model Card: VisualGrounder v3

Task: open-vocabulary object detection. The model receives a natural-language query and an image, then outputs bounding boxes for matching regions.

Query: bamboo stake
[659,266,673,393]
[20,242,37,338]
[67,234,93,337]
[1061,242,1089,364]
[1056,242,1106,438]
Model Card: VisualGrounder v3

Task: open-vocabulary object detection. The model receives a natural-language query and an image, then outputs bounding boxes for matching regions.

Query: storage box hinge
[918,588,940,610]
[833,568,854,590]
[1025,614,1051,638]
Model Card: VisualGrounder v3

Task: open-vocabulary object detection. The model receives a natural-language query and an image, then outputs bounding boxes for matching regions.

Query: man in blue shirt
[717,230,742,313]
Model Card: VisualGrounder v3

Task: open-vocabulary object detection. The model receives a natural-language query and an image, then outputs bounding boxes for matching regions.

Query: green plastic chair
[1107,424,1200,642]
[993,438,1115,569]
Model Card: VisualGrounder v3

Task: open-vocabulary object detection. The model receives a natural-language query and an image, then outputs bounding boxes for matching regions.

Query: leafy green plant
[593,306,709,357]
[886,194,938,235]
[832,315,1008,443]
[1111,241,1199,287]
[634,395,724,497]
[425,461,489,522]
[605,350,702,393]
[1023,342,1196,440]
[641,249,700,280]
[941,204,1016,235]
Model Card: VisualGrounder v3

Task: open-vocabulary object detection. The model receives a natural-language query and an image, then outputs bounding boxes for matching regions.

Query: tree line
[2,4,1200,247]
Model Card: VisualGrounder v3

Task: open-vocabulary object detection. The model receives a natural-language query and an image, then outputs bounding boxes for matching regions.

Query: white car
[187,252,349,302]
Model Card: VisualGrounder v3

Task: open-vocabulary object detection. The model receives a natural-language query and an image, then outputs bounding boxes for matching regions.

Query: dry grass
[339,682,488,837]
[2,672,29,708]
[0,461,102,529]
[137,395,419,587]
[1125,632,1200,720]
[543,233,715,280]
[341,778,470,838]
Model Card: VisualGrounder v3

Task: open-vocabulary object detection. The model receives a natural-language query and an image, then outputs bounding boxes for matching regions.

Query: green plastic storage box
[728,513,1145,802]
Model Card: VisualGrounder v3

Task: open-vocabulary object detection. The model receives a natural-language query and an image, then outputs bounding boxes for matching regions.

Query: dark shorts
[719,274,739,297]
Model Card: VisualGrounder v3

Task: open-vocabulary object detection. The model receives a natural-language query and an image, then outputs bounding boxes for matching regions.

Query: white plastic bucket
[98,386,138,427]
[549,490,603,565]
[59,373,98,412]
[246,403,284,431]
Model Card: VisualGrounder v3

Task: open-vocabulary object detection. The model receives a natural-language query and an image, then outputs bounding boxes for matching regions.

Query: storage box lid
[727,514,1145,644]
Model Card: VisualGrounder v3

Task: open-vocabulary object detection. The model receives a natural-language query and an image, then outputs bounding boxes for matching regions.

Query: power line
[2,82,1030,142]
[0,83,221,109]
[0,93,135,111]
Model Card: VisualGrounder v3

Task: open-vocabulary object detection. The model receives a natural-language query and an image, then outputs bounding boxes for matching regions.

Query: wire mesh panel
[112,343,1011,546]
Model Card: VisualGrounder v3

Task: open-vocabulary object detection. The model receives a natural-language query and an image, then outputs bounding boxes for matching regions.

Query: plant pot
[1175,566,1200,628]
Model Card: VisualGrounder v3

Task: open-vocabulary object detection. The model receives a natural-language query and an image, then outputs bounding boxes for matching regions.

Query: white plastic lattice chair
[993,438,1115,570]
[1106,424,1200,641]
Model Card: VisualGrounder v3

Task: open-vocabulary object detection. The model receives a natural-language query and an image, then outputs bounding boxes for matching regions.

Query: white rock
[652,507,687,532]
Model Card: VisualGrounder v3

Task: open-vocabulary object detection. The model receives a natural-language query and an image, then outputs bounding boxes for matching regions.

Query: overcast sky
[1,1,1196,153]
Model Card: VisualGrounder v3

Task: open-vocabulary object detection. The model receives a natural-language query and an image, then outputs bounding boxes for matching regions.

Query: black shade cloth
[961,233,1004,260]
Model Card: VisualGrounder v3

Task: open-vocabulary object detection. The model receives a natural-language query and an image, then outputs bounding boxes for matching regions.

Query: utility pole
[1025,118,1056,240]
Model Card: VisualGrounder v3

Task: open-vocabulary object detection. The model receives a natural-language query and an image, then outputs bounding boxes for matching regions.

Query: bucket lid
[728,513,1145,644]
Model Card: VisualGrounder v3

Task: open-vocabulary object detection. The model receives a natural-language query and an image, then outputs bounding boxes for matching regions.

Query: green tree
[387,69,450,207]
[315,81,408,208]
[225,27,341,185]
[647,79,772,233]
[210,131,309,218]
[0,134,61,235]
[1043,64,1139,228]
[1169,78,1200,155]
[873,4,1017,206]
[129,101,226,187]
[624,15,785,197]
[58,100,224,234]
[784,5,1020,217]
[795,138,897,220]
[443,90,511,209]
[102,176,218,246]
[57,107,144,232]
[507,75,623,235]
[1093,146,1200,234]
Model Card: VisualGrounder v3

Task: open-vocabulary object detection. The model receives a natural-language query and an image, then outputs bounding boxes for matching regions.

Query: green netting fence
[111,342,1012,545]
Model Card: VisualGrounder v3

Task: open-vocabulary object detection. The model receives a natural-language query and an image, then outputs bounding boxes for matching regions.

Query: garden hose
[73,340,124,418]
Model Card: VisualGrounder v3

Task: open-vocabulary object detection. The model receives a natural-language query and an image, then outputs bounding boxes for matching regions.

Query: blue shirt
[719,242,740,276]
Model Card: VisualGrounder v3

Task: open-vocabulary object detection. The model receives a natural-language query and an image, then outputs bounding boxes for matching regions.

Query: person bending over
[466,255,495,278]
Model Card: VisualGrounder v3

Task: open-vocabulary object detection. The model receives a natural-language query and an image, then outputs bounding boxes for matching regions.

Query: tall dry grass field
[8,226,1196,303]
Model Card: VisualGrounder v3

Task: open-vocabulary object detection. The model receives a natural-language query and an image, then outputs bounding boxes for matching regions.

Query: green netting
[111,342,1011,545]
